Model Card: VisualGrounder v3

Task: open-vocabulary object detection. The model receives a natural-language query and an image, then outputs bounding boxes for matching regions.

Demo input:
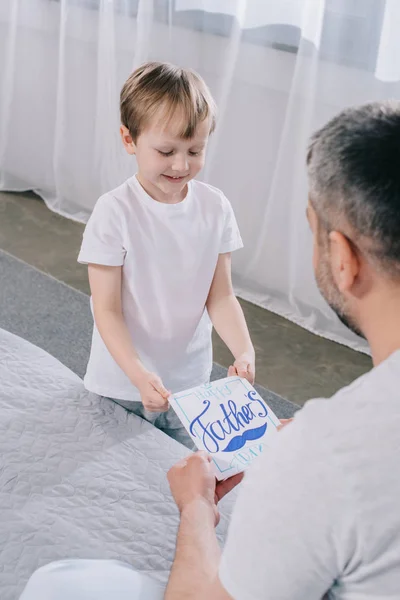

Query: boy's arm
[206,253,255,383]
[88,264,169,410]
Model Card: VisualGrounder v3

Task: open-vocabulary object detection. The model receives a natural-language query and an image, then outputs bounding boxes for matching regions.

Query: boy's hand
[136,371,170,413]
[228,352,255,385]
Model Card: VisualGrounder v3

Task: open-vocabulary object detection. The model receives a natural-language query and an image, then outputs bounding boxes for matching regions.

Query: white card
[170,376,281,480]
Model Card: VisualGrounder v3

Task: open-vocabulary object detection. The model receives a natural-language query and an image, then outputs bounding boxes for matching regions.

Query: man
[20,103,400,599]
[166,102,400,599]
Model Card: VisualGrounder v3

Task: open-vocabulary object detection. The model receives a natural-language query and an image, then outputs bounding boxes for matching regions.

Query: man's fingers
[168,457,188,479]
[216,472,244,502]
[277,418,294,431]
[193,450,210,464]
[169,452,213,480]
[186,451,213,470]
[167,458,188,488]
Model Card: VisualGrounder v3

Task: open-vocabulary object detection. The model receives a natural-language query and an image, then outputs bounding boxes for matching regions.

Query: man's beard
[333,309,364,339]
[315,250,365,339]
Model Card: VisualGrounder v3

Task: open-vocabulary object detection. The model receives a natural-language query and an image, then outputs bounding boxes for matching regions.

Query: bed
[0,328,234,599]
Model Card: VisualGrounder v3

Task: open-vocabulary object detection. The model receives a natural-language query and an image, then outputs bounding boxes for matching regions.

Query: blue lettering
[246,402,257,418]
[220,403,240,433]
[237,451,250,465]
[247,391,268,418]
[189,400,219,453]
[241,405,251,424]
[188,392,269,454]
[210,421,227,441]
[228,400,246,428]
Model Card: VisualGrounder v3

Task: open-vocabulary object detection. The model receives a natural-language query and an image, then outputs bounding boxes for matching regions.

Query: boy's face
[121,110,210,201]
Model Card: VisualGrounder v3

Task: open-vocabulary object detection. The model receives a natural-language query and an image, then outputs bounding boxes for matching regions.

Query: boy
[78,62,255,447]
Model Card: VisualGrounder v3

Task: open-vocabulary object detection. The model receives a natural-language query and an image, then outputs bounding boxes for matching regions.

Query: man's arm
[165,499,227,600]
[166,454,242,600]
[167,407,348,600]
[206,253,255,383]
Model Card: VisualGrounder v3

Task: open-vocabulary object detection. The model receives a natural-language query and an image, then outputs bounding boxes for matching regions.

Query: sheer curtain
[1,0,400,351]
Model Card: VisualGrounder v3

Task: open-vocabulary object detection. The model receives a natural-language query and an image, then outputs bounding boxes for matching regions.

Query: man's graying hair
[307,101,400,277]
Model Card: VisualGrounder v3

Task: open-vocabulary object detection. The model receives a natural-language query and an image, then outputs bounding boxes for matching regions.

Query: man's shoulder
[247,351,400,496]
[297,349,400,444]
[310,349,399,408]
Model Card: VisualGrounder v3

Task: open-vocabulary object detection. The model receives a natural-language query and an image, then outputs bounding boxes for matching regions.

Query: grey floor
[0,190,372,406]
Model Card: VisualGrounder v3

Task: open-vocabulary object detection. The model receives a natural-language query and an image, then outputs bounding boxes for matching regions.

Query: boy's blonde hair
[120,62,216,141]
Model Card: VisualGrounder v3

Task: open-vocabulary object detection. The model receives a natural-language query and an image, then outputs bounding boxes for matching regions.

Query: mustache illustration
[221,423,267,452]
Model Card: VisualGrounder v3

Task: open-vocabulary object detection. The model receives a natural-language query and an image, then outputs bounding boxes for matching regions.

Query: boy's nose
[171,154,189,172]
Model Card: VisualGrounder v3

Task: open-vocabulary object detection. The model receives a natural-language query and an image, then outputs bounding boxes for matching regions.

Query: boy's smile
[162,174,188,183]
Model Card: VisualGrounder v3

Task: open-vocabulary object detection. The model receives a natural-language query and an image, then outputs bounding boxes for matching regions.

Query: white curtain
[1,0,400,352]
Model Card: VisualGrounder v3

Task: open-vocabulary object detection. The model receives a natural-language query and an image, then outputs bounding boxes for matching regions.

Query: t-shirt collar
[130,174,192,211]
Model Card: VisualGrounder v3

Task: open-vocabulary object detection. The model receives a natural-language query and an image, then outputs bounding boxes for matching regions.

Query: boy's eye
[157,149,203,157]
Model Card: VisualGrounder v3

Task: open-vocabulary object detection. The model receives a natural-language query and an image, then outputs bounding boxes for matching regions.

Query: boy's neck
[136,173,188,205]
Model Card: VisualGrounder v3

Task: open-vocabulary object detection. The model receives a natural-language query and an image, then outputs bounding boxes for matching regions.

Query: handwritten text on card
[189,390,269,453]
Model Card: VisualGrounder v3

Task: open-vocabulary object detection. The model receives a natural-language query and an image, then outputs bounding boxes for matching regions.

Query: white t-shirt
[220,350,400,599]
[78,175,243,401]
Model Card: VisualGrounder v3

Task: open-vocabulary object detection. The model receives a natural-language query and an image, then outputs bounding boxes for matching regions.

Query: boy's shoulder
[191,180,230,209]
[93,177,137,214]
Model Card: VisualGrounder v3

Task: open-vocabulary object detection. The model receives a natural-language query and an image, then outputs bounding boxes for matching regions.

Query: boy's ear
[120,125,136,155]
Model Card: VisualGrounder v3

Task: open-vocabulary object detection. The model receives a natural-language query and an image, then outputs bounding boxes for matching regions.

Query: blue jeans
[106,397,195,450]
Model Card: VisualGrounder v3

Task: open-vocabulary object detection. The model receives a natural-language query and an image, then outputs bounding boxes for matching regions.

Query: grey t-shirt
[220,350,400,599]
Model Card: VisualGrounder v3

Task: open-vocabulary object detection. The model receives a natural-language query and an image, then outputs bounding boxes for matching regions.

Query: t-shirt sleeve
[219,195,243,254]
[219,402,355,600]
[78,194,126,266]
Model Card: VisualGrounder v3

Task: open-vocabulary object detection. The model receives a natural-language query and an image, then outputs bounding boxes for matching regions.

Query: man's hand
[278,418,294,431]
[168,452,244,526]
[136,371,170,413]
[228,351,255,384]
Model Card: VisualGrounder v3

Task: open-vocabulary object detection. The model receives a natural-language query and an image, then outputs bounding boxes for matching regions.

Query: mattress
[0,329,235,599]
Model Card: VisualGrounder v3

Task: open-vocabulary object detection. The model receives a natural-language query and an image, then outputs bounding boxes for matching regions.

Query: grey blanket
[0,329,235,599]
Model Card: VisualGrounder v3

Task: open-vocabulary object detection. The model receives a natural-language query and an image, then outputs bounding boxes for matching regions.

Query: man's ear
[120,125,136,155]
[329,231,360,293]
